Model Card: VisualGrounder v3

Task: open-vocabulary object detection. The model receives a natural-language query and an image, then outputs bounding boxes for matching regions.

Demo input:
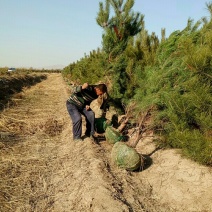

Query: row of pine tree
[62,0,212,166]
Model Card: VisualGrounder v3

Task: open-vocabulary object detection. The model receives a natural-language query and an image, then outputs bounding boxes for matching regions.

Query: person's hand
[82,83,88,89]
[85,105,90,111]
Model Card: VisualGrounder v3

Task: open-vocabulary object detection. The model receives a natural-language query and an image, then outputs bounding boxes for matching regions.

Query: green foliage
[62,49,107,85]
[62,1,212,166]
[132,6,212,166]
[96,0,144,103]
[167,130,212,166]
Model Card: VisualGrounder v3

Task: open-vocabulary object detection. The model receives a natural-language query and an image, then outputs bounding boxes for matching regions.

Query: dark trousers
[66,101,95,139]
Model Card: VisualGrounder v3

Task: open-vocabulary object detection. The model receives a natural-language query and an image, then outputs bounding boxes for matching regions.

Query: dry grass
[0,74,66,211]
[0,138,57,211]
[0,74,47,111]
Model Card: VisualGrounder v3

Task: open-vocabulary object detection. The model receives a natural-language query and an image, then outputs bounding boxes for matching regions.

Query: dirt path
[0,74,211,212]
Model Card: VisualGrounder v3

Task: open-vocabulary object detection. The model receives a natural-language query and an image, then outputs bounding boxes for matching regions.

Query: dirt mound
[0,74,47,110]
[0,73,211,212]
[136,136,212,211]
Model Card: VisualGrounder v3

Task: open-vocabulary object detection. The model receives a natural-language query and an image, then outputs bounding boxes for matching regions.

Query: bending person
[66,83,107,142]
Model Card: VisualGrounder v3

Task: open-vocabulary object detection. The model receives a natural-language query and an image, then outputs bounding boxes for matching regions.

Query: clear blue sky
[0,0,209,69]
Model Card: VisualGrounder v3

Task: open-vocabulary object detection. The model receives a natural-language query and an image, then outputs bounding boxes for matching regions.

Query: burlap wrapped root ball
[111,142,141,171]
[105,126,124,144]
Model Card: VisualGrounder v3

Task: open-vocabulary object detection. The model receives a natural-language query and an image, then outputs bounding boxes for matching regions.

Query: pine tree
[96,0,144,104]
[132,3,212,165]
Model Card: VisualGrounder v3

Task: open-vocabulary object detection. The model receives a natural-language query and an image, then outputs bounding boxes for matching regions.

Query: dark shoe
[90,135,99,144]
[81,134,90,140]
[84,131,90,137]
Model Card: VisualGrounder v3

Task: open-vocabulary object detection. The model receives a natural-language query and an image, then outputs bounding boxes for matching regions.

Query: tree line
[62,0,212,166]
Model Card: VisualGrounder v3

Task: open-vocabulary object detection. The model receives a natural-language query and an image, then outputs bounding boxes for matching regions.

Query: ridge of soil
[0,73,211,212]
[0,74,47,110]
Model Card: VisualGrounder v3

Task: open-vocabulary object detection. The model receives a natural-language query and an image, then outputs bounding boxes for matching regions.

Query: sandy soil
[0,73,211,212]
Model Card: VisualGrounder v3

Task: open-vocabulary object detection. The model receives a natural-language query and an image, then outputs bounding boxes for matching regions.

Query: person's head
[95,84,107,96]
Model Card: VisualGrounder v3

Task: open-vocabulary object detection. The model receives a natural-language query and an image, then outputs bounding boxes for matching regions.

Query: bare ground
[0,73,211,212]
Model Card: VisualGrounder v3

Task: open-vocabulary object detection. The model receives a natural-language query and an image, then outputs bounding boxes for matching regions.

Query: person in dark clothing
[66,82,107,142]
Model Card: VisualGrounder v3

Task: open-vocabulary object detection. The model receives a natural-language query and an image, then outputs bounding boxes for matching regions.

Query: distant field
[0,67,61,76]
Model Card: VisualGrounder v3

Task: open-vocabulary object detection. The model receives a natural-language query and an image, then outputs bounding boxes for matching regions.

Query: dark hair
[95,84,107,93]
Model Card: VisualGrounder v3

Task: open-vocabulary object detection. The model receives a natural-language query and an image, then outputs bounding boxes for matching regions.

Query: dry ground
[0,73,211,212]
